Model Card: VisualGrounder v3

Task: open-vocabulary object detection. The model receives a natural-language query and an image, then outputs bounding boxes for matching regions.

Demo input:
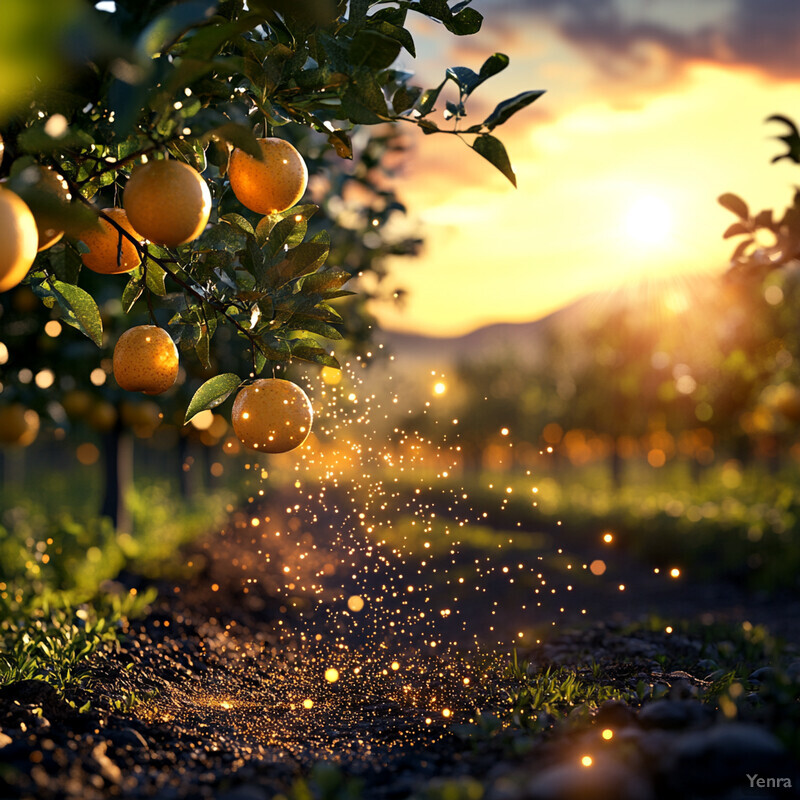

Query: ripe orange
[231,378,312,453]
[228,138,308,215]
[113,325,179,395]
[0,189,39,293]
[79,208,142,274]
[123,159,211,246]
[0,404,40,447]
[32,167,71,251]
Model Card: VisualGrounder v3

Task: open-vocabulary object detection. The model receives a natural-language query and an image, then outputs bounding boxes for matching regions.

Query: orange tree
[0,0,542,520]
[0,0,540,410]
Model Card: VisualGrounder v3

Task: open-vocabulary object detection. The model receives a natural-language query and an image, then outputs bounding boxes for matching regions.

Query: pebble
[748,666,776,683]
[522,758,654,800]
[638,699,709,730]
[663,723,788,794]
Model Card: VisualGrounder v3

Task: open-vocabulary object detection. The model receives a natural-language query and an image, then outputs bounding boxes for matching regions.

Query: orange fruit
[0,188,39,293]
[228,138,308,215]
[113,325,179,395]
[79,208,142,274]
[231,378,312,453]
[0,404,40,447]
[31,166,71,251]
[123,159,211,246]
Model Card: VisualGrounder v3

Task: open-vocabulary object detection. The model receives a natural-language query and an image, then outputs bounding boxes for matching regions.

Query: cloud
[477,0,800,82]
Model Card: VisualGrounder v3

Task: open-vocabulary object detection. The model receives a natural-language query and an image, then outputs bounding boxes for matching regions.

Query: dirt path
[1,481,798,799]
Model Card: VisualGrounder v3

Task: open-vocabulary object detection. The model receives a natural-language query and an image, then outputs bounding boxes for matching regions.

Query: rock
[523,758,654,800]
[638,700,709,730]
[748,666,776,683]
[695,659,718,673]
[595,700,636,729]
[664,723,788,795]
[107,727,148,750]
[0,731,11,748]
[786,661,800,683]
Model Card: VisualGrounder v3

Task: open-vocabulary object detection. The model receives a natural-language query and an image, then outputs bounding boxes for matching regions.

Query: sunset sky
[372,0,800,336]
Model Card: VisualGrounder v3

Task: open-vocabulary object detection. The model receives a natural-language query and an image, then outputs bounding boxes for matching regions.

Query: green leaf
[290,317,343,339]
[185,373,242,423]
[271,238,330,287]
[350,30,402,70]
[204,122,263,160]
[328,129,353,159]
[445,7,482,35]
[137,1,217,59]
[300,269,351,293]
[266,214,308,256]
[349,0,370,23]
[768,115,800,165]
[723,222,750,239]
[718,193,749,220]
[122,274,145,313]
[167,138,208,172]
[483,90,545,130]
[144,260,167,296]
[472,134,516,187]
[255,205,319,245]
[51,280,103,346]
[479,52,509,81]
[392,85,421,114]
[290,340,340,368]
[219,213,256,236]
[417,80,445,116]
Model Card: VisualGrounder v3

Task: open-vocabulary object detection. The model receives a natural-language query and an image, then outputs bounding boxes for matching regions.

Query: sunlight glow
[622,195,672,246]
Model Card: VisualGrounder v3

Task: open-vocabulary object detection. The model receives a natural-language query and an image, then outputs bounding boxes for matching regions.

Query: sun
[622,195,673,246]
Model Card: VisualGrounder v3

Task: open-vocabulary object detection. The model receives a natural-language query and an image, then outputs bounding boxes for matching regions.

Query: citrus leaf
[122,273,145,313]
[472,134,516,187]
[483,89,545,130]
[184,373,242,423]
[718,193,749,220]
[51,280,103,346]
[144,260,167,296]
[723,221,750,239]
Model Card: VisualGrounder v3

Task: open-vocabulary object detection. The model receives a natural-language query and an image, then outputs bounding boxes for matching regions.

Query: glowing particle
[500,427,509,436]
[602,729,613,740]
[665,626,673,634]
[391,661,400,671]
[220,700,232,710]
[303,699,313,709]
[670,568,681,578]
[589,560,606,576]
[442,708,451,718]
[603,532,613,544]
[581,755,593,767]
[433,382,446,395]
[618,584,625,591]
[211,583,219,592]
[347,595,364,612]
[325,668,339,683]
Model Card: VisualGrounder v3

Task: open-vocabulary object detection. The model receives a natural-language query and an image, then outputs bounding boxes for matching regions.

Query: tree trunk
[100,419,133,532]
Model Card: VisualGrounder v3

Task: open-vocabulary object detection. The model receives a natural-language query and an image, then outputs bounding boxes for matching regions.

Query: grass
[0,470,236,698]
[439,459,800,591]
